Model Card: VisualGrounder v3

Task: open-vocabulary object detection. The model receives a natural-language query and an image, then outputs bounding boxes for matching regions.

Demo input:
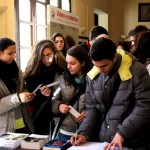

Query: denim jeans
[59,132,71,141]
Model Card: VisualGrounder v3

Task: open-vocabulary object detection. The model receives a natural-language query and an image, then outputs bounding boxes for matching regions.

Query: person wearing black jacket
[80,25,108,53]
[71,38,150,150]
[24,39,66,135]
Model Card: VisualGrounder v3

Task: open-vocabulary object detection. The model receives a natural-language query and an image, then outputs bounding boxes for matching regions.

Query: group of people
[0,24,150,150]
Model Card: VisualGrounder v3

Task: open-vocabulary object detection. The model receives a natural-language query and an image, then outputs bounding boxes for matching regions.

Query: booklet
[21,134,49,149]
[43,139,71,150]
[0,132,29,149]
[32,81,59,93]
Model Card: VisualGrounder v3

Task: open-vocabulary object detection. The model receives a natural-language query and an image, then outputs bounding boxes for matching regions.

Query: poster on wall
[47,5,79,45]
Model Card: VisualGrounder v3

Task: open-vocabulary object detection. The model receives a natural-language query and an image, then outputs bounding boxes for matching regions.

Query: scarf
[0,60,19,93]
[75,75,84,85]
[39,62,58,85]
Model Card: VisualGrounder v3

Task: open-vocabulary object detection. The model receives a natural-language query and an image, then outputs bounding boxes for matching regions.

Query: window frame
[14,0,49,70]
[14,0,71,70]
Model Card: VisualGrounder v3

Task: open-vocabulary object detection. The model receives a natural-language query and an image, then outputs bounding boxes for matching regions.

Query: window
[50,0,71,11]
[50,0,58,7]
[15,0,48,72]
[15,0,71,71]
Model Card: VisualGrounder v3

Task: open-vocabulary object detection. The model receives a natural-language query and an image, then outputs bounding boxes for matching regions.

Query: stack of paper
[21,134,50,149]
[0,132,29,149]
[67,142,132,150]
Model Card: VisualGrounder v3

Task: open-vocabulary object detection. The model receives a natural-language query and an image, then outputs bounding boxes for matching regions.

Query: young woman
[133,31,150,75]
[0,37,35,135]
[52,45,90,141]
[51,32,67,57]
[24,39,66,135]
[65,35,76,50]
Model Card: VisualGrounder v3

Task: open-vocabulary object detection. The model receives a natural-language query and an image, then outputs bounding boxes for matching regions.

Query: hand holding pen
[70,134,87,146]
[70,123,86,146]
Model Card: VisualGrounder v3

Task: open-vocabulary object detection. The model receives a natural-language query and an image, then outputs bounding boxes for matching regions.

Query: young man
[70,38,150,150]
[80,25,108,53]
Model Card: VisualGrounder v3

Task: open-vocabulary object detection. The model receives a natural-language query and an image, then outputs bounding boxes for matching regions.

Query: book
[21,134,49,149]
[43,139,71,150]
[67,142,131,150]
[69,106,80,118]
[0,132,29,149]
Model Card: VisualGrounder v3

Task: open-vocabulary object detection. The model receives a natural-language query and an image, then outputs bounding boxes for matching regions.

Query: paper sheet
[67,142,131,150]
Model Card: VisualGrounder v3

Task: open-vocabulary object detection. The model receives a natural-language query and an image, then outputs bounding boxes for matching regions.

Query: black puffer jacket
[78,54,150,149]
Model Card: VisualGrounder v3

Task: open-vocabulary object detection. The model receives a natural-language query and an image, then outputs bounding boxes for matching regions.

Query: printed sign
[48,5,79,28]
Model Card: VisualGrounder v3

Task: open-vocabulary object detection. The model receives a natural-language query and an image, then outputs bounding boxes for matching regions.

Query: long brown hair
[24,39,66,78]
[134,31,150,65]
[64,45,90,86]
[51,32,67,57]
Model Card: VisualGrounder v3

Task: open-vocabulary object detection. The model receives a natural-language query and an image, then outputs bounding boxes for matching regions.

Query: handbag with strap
[32,96,51,123]
[51,88,83,140]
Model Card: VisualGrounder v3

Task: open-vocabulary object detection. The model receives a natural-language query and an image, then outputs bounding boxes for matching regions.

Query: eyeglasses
[54,40,64,44]
[41,53,54,60]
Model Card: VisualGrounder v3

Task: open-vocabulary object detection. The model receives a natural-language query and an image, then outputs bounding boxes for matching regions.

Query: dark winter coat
[52,75,86,133]
[78,51,150,149]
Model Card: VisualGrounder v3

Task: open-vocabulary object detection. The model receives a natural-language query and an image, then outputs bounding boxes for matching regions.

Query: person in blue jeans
[52,45,90,141]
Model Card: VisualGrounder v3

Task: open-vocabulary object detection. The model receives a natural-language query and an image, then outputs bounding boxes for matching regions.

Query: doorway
[94,8,108,31]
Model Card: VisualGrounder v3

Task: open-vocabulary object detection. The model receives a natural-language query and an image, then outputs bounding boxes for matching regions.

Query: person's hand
[104,132,124,150]
[59,104,70,114]
[76,112,85,123]
[70,134,87,146]
[40,86,51,97]
[18,92,36,103]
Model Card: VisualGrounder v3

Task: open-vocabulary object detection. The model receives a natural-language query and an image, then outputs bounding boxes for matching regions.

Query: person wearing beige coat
[0,37,35,135]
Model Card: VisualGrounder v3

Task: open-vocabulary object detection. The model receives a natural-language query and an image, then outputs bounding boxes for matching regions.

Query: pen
[75,131,78,145]
[63,140,71,146]
[75,123,79,145]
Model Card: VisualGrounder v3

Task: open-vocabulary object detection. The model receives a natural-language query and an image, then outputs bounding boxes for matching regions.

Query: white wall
[111,0,150,42]
[72,0,110,38]
[99,13,108,31]
[0,0,15,39]
[94,8,108,31]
